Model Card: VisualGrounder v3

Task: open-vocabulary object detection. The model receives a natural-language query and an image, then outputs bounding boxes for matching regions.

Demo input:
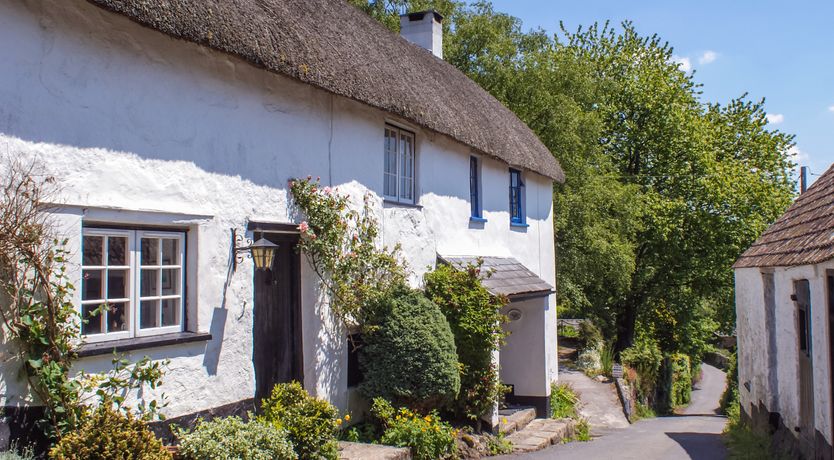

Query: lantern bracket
[231,228,279,272]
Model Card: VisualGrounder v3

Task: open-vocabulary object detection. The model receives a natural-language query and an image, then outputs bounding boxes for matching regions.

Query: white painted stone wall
[735,260,834,447]
[0,0,558,418]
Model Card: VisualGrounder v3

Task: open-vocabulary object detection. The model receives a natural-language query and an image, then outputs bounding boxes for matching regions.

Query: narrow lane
[498,363,728,460]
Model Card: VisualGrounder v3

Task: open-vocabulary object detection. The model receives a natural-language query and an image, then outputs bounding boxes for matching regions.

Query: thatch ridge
[84,0,564,182]
[733,163,834,268]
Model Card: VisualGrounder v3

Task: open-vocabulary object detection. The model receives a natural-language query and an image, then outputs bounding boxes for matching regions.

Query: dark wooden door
[253,231,303,402]
[794,279,814,454]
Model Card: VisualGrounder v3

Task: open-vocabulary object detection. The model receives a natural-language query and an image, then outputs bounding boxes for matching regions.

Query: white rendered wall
[735,261,834,447]
[0,0,558,418]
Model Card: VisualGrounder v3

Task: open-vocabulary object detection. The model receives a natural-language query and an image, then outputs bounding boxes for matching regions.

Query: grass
[573,419,591,442]
[632,402,656,421]
[550,382,579,419]
[558,325,580,339]
[723,404,776,460]
[0,442,35,460]
[599,342,615,377]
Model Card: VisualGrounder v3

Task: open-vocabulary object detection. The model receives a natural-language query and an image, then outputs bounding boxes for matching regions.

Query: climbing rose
[298,221,309,233]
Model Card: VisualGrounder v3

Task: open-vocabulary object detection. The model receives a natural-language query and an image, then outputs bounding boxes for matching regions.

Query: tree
[350,2,795,355]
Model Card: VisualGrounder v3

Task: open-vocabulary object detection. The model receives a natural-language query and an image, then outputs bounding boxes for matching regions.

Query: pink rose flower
[298,221,309,233]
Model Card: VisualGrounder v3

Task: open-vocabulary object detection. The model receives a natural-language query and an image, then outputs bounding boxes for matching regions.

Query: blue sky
[489,0,834,184]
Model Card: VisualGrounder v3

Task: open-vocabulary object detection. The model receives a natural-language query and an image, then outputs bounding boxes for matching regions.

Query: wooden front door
[794,279,814,453]
[253,231,303,402]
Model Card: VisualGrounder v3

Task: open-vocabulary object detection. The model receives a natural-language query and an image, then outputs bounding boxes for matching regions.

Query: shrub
[424,262,508,424]
[49,404,171,460]
[621,335,663,404]
[550,382,579,419]
[360,287,460,412]
[260,382,339,460]
[558,324,580,339]
[578,321,603,351]
[176,416,296,460]
[371,399,458,460]
[719,351,739,415]
[0,443,35,460]
[670,353,692,407]
[576,348,601,372]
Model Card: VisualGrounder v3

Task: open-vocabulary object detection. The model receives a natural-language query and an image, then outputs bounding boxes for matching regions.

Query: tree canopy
[348,1,796,357]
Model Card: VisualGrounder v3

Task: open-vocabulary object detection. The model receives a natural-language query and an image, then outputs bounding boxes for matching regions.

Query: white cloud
[765,113,784,124]
[828,105,834,112]
[788,145,809,163]
[672,55,692,72]
[698,50,718,65]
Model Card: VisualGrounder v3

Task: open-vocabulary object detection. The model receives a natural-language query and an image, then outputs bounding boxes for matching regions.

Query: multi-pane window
[384,125,416,204]
[81,228,185,342]
[509,168,525,224]
[470,156,482,218]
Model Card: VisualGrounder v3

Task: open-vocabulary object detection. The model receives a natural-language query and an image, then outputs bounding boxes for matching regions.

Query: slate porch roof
[439,255,554,298]
[733,163,834,268]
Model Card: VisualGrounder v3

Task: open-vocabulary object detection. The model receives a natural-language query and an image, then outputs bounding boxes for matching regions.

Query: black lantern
[232,229,279,271]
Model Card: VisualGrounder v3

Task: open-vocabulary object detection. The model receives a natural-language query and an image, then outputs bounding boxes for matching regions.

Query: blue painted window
[469,156,481,218]
[509,168,524,224]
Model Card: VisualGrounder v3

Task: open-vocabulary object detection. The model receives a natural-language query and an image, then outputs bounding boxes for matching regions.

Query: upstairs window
[384,125,416,204]
[469,156,482,219]
[82,228,185,342]
[509,168,525,225]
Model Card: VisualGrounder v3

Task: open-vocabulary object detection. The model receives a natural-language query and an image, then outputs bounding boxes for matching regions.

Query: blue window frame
[469,156,481,218]
[509,168,524,224]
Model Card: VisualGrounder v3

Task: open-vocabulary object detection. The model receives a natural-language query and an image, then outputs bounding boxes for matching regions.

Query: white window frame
[383,125,417,204]
[80,228,186,343]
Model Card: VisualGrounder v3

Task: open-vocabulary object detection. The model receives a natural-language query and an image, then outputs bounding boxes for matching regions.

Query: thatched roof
[440,255,554,299]
[85,0,564,182]
[734,164,834,268]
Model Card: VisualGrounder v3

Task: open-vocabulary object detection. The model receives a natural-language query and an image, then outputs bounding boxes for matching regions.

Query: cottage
[734,164,834,459]
[0,0,563,437]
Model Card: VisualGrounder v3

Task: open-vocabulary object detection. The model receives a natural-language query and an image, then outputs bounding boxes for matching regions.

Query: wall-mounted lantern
[232,228,279,272]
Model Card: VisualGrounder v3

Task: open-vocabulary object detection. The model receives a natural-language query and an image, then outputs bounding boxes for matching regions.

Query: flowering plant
[371,398,458,460]
[289,177,407,328]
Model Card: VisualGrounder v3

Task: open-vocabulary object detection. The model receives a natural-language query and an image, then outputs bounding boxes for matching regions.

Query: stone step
[504,418,577,453]
[339,441,411,460]
[498,407,537,435]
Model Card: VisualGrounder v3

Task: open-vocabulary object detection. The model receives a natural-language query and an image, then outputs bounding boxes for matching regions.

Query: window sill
[510,222,529,229]
[383,199,423,209]
[76,331,212,358]
[469,216,488,223]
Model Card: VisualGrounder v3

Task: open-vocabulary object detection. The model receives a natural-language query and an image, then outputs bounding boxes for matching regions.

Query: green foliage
[176,416,296,460]
[371,399,458,460]
[0,157,167,439]
[0,443,35,460]
[356,3,795,358]
[669,353,692,407]
[572,419,591,442]
[621,335,663,404]
[260,382,339,460]
[360,287,460,412]
[423,261,507,423]
[723,403,775,460]
[484,432,513,455]
[720,351,739,415]
[599,342,615,377]
[633,402,656,420]
[550,382,579,419]
[49,404,171,460]
[578,321,603,351]
[289,177,407,328]
[557,324,579,339]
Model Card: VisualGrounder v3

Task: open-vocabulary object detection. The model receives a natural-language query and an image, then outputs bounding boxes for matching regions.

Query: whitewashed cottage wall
[0,0,557,418]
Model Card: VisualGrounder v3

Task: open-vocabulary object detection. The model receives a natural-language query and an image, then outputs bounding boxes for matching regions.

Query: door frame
[793,278,814,454]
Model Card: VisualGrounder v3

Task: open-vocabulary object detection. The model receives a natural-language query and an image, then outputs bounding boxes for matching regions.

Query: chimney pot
[399,10,443,59]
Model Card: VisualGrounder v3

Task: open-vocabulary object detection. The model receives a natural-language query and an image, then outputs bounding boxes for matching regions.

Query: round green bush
[176,416,296,460]
[259,382,339,460]
[360,287,460,412]
[49,404,171,460]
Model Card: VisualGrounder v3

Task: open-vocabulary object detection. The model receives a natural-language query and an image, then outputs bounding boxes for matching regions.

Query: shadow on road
[666,431,726,460]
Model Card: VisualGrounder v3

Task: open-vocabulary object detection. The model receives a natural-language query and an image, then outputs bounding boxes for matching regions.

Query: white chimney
[399,11,443,59]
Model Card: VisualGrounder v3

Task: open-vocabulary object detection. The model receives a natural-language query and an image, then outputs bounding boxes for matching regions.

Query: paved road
[499,363,728,460]
[557,366,630,434]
